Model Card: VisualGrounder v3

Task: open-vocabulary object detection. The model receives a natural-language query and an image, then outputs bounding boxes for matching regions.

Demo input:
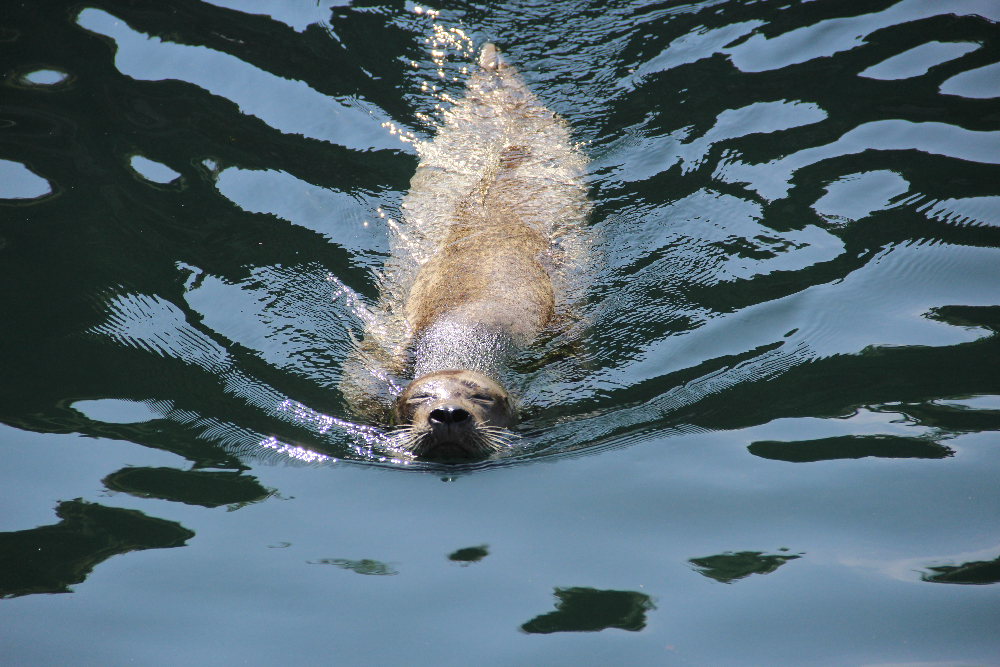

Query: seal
[340,43,590,460]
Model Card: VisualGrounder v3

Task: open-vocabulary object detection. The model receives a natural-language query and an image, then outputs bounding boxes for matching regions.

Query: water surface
[2,0,999,665]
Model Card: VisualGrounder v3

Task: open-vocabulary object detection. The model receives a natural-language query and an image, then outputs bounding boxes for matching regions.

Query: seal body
[342,44,590,460]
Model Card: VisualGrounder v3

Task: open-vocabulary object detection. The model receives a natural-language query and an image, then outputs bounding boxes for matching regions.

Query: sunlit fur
[338,43,591,461]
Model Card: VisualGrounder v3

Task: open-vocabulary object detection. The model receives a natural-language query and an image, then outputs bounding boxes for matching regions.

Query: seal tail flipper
[479,43,508,71]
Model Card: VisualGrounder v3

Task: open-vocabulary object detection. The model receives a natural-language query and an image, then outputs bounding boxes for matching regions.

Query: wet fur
[340,44,590,459]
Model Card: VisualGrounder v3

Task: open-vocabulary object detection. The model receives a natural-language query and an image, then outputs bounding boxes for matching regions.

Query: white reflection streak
[812,170,911,224]
[213,168,374,249]
[598,101,825,183]
[278,399,338,435]
[257,436,335,464]
[679,101,826,173]
[93,293,286,411]
[275,399,387,443]
[716,120,1000,202]
[271,400,404,464]
[328,273,377,330]
[622,20,764,86]
[860,41,980,81]
[92,291,384,462]
[724,0,1000,73]
[0,159,53,199]
[624,1,1000,82]
[75,8,403,152]
[841,543,1000,584]
[606,340,812,432]
[923,196,1000,228]
[655,340,811,415]
[92,293,228,370]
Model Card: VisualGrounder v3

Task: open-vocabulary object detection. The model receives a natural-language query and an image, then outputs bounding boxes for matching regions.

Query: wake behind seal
[340,43,591,461]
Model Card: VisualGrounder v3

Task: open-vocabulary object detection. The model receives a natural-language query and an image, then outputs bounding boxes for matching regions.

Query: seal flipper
[479,43,508,71]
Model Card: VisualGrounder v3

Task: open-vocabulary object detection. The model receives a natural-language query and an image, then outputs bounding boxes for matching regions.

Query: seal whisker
[388,424,431,454]
[474,425,517,452]
[469,430,501,454]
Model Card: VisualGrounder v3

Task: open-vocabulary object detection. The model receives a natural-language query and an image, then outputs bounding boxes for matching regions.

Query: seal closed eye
[340,43,590,461]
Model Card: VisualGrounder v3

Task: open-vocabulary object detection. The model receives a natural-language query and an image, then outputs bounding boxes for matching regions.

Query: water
[2,0,999,664]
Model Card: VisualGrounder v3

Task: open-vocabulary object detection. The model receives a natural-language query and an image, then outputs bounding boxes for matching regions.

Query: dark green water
[2,0,999,664]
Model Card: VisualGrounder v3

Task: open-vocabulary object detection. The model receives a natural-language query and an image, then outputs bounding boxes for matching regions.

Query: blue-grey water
[2,1,999,665]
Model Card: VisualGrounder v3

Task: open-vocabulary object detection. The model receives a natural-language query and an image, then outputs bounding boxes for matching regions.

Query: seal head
[391,369,516,460]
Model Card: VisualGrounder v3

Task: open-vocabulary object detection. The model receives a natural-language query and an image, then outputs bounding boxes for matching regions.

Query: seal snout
[424,402,479,459]
[429,404,471,425]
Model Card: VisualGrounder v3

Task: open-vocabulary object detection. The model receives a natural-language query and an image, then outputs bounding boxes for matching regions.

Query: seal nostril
[429,406,471,425]
[429,408,448,424]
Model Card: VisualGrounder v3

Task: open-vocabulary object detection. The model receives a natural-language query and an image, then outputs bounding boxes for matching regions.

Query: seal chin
[391,369,517,460]
[411,438,484,460]
[400,425,513,460]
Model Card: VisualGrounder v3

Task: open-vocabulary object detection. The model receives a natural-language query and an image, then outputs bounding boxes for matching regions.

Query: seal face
[391,370,516,459]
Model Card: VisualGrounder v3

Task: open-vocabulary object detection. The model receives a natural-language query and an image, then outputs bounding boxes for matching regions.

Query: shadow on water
[519,587,656,634]
[922,557,1000,585]
[748,434,953,462]
[447,544,490,566]
[0,500,194,598]
[102,466,274,508]
[688,550,802,584]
